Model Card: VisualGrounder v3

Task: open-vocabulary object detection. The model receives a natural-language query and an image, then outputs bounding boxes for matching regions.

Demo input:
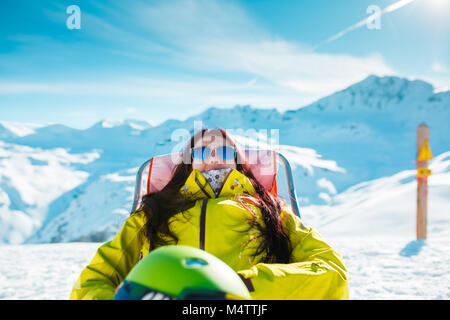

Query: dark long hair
[140,128,292,263]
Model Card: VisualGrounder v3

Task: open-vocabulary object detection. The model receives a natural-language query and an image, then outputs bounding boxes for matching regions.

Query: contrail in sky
[314,0,417,49]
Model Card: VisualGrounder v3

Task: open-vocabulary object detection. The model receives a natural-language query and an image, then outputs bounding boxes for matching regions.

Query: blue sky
[0,0,449,129]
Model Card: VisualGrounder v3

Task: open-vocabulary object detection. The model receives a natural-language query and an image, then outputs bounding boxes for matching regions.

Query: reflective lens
[191,146,210,161]
[217,146,236,161]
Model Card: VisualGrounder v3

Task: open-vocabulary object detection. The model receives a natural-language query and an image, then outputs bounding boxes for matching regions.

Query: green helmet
[114,245,251,300]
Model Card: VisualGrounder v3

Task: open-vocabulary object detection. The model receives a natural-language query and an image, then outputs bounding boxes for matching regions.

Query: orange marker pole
[416,123,430,240]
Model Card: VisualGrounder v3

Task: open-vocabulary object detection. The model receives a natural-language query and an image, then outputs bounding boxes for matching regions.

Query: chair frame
[131,151,301,218]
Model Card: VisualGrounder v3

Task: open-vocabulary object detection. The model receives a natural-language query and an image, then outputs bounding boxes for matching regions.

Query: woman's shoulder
[125,206,148,229]
[278,200,311,233]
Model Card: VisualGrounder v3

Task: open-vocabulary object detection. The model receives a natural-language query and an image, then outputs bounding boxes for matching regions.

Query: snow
[0,236,448,299]
[98,119,152,130]
[0,242,99,300]
[0,141,100,244]
[26,169,134,243]
[334,235,450,300]
[300,152,450,239]
[0,121,44,137]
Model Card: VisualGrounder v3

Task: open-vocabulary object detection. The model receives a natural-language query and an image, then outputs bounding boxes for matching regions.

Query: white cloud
[135,0,400,96]
[432,62,448,74]
[132,0,265,45]
[125,0,397,99]
[1,0,399,112]
[318,192,332,204]
[124,107,137,114]
[317,178,338,195]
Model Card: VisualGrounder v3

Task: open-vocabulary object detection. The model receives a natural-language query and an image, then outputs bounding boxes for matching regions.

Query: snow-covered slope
[0,124,17,140]
[26,168,135,243]
[0,141,100,244]
[0,121,44,137]
[0,75,448,245]
[281,76,450,188]
[302,151,450,239]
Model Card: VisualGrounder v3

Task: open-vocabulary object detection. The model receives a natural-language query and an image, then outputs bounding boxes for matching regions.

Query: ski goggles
[191,146,237,161]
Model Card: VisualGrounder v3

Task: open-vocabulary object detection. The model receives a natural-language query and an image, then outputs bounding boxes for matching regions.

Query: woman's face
[191,135,237,172]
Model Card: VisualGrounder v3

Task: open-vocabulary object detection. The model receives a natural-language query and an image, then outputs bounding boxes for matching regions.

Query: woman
[70,128,349,300]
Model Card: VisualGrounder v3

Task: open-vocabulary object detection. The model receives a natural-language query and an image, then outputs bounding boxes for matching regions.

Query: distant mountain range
[0,75,448,244]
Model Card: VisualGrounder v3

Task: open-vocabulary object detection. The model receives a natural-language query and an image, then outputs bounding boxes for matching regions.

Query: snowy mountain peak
[0,123,17,139]
[296,75,441,114]
[92,119,152,131]
[350,75,434,98]
[0,121,44,137]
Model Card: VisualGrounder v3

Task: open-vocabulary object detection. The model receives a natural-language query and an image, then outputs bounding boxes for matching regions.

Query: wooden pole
[416,123,429,240]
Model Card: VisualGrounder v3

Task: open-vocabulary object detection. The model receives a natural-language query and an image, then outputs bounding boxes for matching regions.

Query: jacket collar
[179,168,256,200]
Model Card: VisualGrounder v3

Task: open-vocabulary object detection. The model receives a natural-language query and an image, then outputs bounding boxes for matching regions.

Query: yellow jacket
[70,168,349,300]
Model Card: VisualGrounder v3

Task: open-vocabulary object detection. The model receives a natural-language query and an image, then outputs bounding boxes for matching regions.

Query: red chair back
[147,149,277,195]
